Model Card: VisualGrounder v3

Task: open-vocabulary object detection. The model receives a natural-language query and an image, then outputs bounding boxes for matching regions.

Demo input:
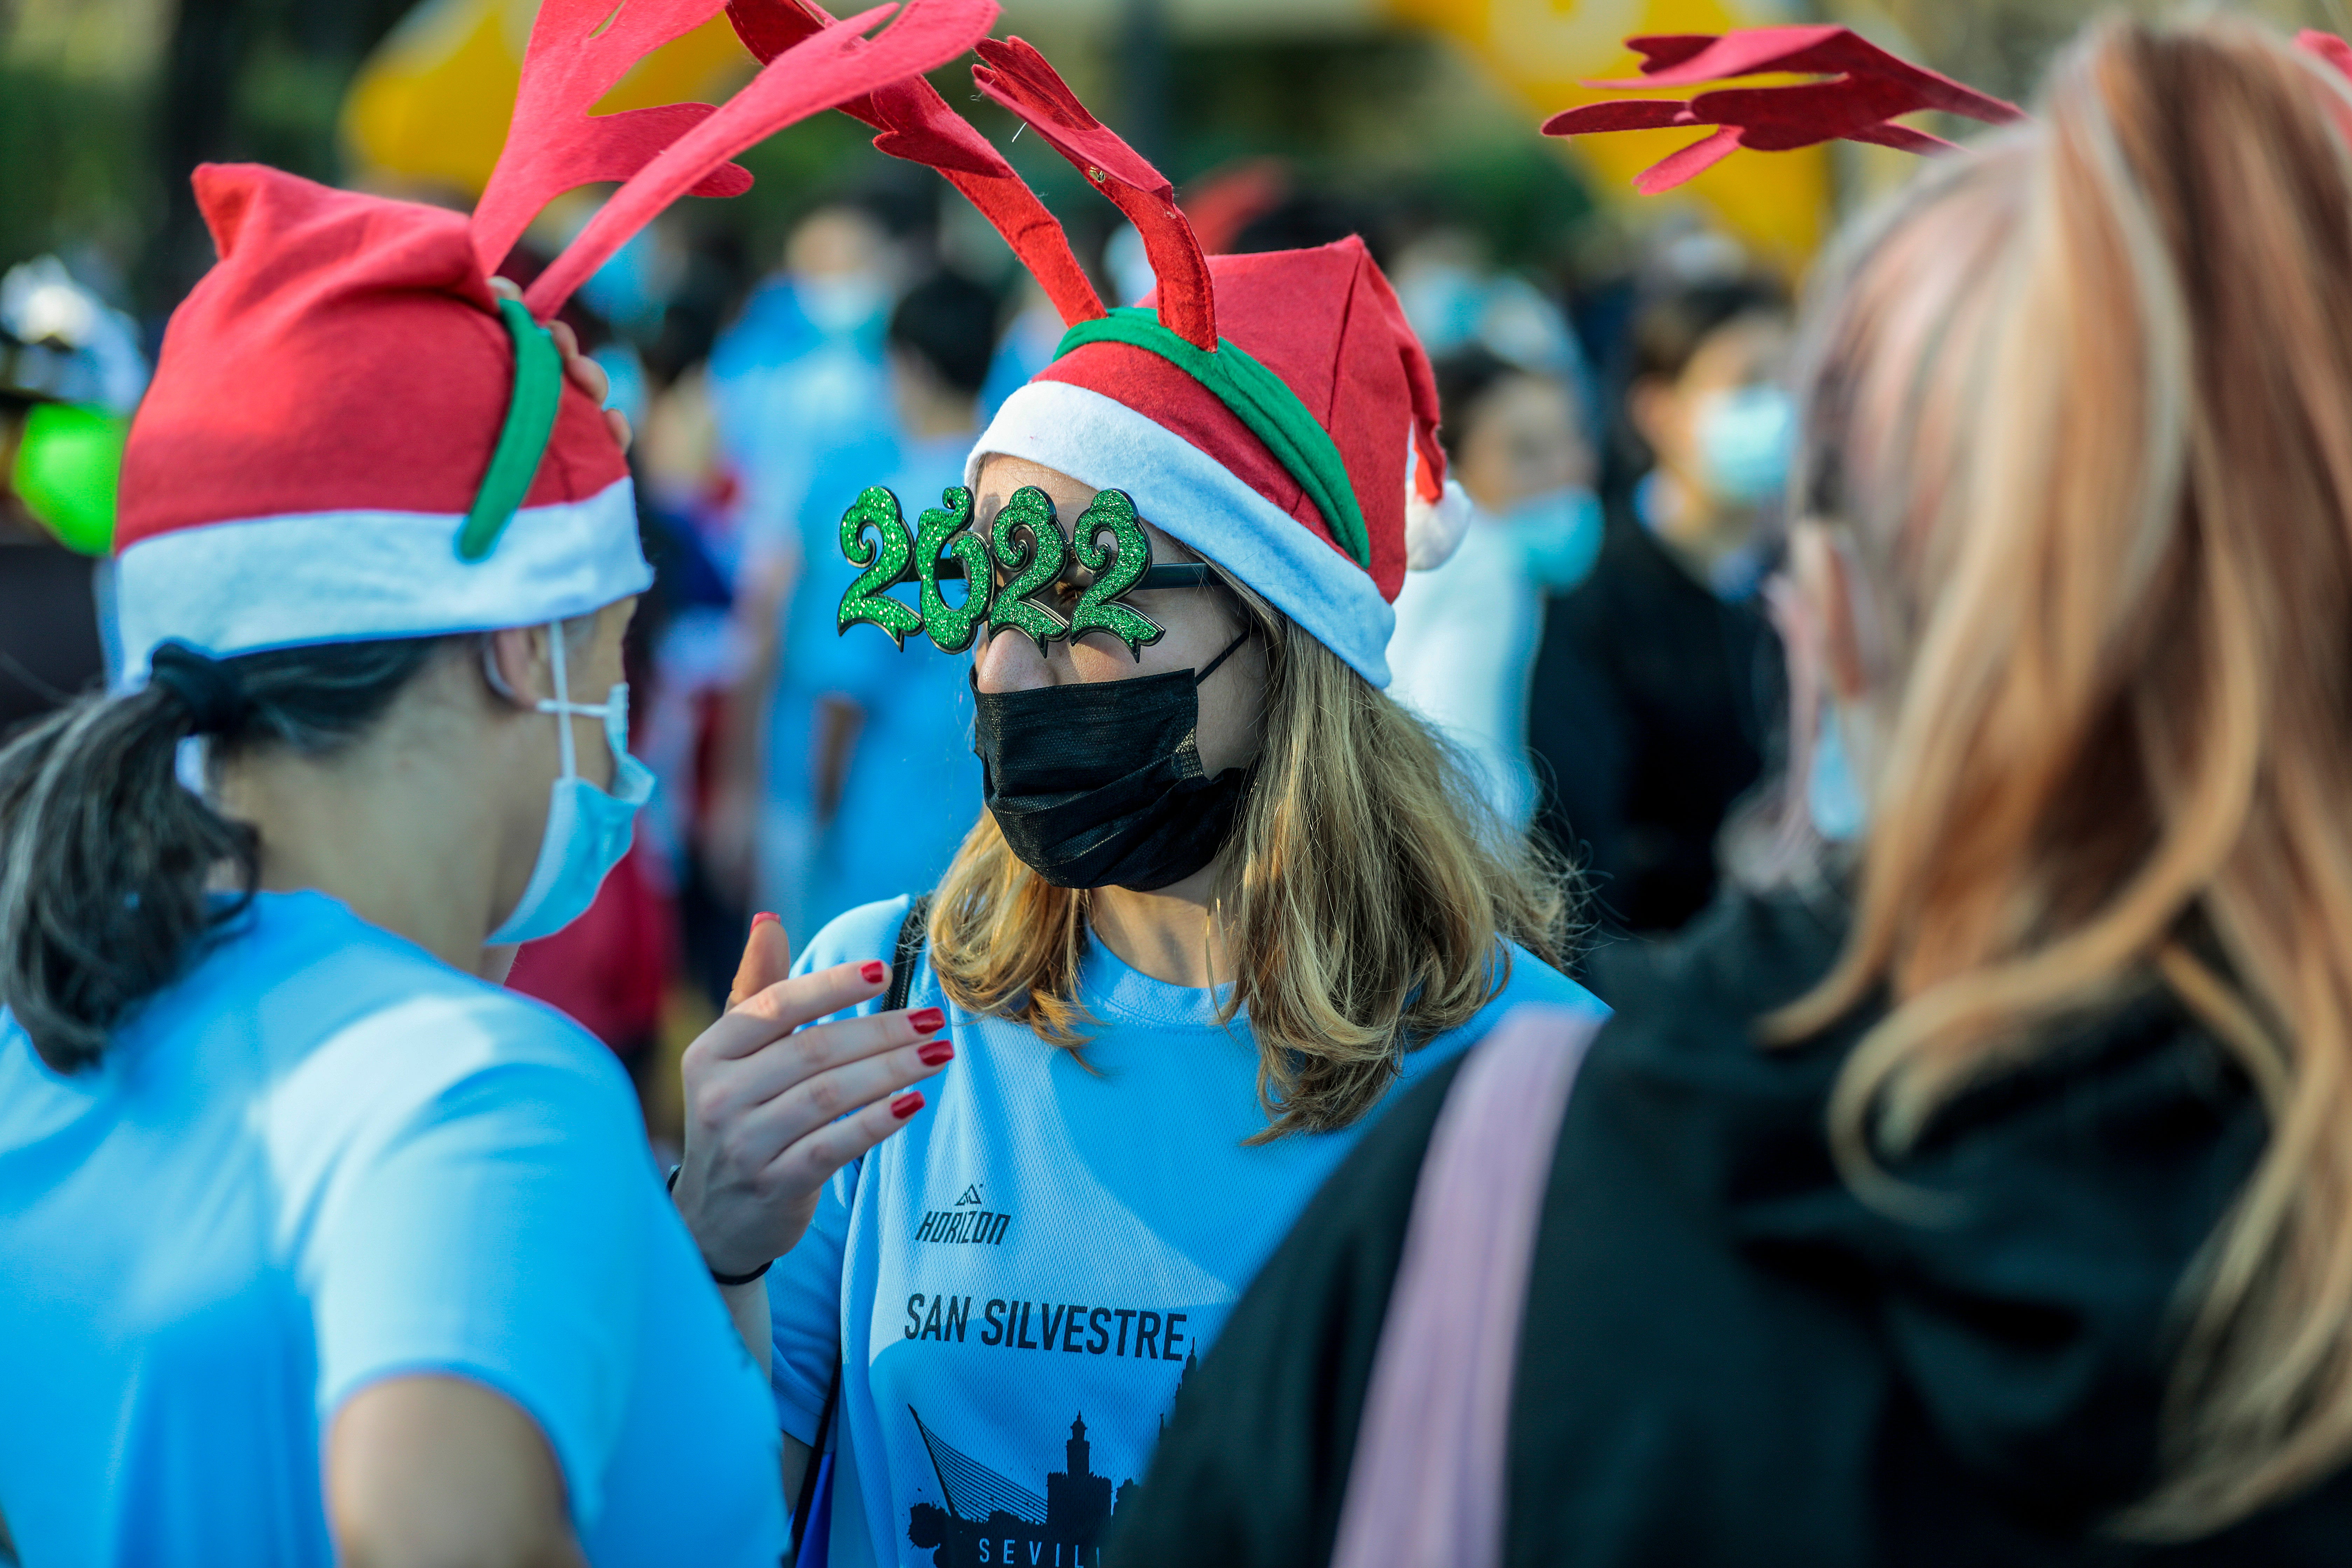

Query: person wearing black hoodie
[0,261,135,736]
[1109,17,2352,1565]
[1525,271,1790,936]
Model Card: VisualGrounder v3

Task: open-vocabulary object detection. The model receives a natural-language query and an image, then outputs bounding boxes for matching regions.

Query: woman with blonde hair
[662,25,1597,1566]
[1116,15,2352,1565]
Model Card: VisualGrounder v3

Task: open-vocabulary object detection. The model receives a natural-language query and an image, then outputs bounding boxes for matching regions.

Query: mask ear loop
[485,624,604,782]
[1194,627,1252,687]
[546,623,578,782]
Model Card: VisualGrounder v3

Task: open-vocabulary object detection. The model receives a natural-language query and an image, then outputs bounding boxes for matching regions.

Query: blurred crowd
[0,163,1808,1126]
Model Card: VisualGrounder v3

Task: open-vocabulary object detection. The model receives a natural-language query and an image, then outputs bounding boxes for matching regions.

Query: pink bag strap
[1329,1003,1601,1568]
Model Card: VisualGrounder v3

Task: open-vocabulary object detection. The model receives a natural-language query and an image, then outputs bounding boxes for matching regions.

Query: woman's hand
[672,916,951,1280]
[486,275,631,450]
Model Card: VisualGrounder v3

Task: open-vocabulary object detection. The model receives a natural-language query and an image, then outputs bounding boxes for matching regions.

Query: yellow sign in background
[342,0,753,200]
[1391,0,1829,265]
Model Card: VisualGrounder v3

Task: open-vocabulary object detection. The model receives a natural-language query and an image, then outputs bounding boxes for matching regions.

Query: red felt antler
[1543,25,2023,194]
[971,36,1216,351]
[723,0,1103,328]
[524,0,999,317]
[472,0,754,276]
[2297,30,2352,146]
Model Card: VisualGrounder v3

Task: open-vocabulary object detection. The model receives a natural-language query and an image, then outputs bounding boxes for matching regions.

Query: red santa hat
[727,7,1467,688]
[112,0,997,681]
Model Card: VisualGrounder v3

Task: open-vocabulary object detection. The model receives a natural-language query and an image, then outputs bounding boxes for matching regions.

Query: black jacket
[1110,886,2352,1566]
[0,517,102,739]
[1527,510,1780,935]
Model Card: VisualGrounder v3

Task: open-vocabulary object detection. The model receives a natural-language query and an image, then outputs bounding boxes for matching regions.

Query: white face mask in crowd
[487,623,655,946]
[1694,383,1797,507]
[1498,485,1605,591]
[795,274,890,336]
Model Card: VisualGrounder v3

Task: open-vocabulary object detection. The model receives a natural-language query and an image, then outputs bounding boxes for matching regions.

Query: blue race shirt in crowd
[0,890,783,1566]
[768,896,1605,1568]
[762,431,985,941]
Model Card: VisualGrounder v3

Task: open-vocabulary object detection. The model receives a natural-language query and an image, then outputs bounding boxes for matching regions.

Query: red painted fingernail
[752,911,779,930]
[918,1040,955,1066]
[861,961,888,985]
[891,1091,925,1120]
[908,1006,946,1032]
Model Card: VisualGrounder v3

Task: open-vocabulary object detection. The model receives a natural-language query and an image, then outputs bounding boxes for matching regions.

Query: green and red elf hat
[110,0,996,684]
[727,4,1469,688]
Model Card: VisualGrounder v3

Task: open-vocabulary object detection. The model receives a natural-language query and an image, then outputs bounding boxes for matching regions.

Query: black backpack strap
[788,892,935,1561]
[788,1365,838,1564]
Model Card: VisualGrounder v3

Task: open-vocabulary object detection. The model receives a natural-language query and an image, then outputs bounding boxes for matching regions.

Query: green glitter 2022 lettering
[988,486,1071,654]
[1066,489,1163,658]
[913,486,991,654]
[836,486,922,649]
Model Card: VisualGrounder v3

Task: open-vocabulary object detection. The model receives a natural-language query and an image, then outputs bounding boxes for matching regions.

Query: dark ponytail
[0,637,455,1072]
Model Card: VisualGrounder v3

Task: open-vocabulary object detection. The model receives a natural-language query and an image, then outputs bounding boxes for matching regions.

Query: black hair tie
[148,642,250,735]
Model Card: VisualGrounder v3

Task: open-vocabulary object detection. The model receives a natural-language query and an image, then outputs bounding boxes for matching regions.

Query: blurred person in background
[1387,346,1600,828]
[976,276,1066,423]
[1122,17,2352,1564]
[727,271,999,943]
[1527,271,1792,937]
[0,256,147,735]
[701,194,926,910]
[708,193,922,587]
[1388,223,1587,379]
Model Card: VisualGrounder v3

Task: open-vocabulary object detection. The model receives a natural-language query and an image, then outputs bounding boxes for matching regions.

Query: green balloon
[13,402,125,556]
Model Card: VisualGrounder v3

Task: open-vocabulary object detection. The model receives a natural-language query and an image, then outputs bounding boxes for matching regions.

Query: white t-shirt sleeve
[291,994,651,1534]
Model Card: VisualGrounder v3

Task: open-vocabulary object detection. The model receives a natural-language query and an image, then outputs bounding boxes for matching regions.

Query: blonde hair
[929,581,1572,1139]
[1773,15,2352,1537]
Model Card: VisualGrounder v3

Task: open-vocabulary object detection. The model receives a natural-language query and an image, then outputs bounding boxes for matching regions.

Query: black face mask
[972,632,1253,892]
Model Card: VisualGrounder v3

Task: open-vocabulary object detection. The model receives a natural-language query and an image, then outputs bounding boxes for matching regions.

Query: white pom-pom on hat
[1404,429,1475,570]
[1405,478,1474,570]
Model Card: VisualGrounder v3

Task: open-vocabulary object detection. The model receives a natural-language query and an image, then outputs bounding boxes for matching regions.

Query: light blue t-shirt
[0,890,783,1566]
[769,896,1605,1568]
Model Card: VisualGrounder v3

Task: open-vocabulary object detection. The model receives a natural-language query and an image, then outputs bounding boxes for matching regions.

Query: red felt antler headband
[469,0,1002,319]
[1542,25,2023,192]
[1546,24,2352,194]
[971,35,1218,351]
[724,0,1107,330]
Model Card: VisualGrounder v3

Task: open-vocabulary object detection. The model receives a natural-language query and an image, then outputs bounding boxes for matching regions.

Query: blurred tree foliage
[2,0,418,316]
[0,62,151,288]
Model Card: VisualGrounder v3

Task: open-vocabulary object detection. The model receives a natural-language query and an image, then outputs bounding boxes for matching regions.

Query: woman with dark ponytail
[0,639,434,1071]
[0,4,996,1564]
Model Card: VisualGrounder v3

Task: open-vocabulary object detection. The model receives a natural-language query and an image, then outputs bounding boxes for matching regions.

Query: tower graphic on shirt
[905,1355,1192,1568]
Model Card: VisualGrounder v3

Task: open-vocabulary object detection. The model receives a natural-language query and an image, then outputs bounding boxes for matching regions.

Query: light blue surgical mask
[1808,705,1868,845]
[1695,384,1796,507]
[488,625,656,945]
[795,274,889,337]
[1502,486,1605,592]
